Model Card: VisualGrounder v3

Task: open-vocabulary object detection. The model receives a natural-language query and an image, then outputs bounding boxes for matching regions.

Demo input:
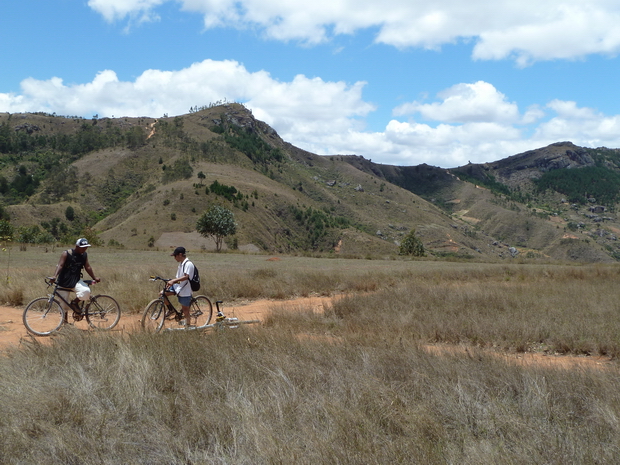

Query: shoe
[178,319,187,326]
[216,313,226,322]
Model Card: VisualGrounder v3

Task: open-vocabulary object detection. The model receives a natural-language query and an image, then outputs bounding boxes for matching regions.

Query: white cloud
[88,0,165,23]
[534,100,620,145]
[89,0,620,63]
[393,81,523,124]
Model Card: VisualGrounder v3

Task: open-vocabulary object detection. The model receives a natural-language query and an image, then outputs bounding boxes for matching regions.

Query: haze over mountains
[1,103,620,262]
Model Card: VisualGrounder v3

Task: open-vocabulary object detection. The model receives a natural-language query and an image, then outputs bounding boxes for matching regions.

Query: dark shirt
[57,249,87,288]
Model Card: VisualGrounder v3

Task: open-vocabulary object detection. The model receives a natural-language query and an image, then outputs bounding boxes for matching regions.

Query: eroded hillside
[0,105,493,258]
[344,142,620,262]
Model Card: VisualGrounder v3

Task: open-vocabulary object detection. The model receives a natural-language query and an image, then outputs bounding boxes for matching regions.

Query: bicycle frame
[142,276,258,333]
[150,276,183,319]
[41,278,95,315]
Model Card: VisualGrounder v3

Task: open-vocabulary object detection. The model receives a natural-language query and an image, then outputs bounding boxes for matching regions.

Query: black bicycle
[141,276,213,332]
[23,277,121,336]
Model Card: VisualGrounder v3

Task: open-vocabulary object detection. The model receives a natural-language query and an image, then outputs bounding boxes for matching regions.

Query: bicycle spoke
[190,295,213,328]
[23,297,64,336]
[141,299,166,333]
[86,295,121,330]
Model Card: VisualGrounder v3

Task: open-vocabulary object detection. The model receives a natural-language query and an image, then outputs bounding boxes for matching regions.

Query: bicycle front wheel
[190,295,213,328]
[86,295,121,330]
[23,297,65,336]
[141,299,166,333]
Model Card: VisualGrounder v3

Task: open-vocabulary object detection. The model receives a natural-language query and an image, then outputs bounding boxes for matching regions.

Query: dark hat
[76,238,91,248]
[171,246,186,256]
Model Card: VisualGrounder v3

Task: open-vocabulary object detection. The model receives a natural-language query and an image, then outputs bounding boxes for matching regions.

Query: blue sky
[2,0,620,168]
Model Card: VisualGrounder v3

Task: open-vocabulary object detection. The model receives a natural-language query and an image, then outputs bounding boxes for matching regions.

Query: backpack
[184,260,201,292]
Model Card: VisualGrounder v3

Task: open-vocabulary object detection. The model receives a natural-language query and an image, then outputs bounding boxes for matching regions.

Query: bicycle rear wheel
[141,299,166,333]
[23,297,65,336]
[190,295,213,328]
[86,295,121,330]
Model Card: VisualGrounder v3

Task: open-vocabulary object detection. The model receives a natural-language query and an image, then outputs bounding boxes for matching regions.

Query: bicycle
[141,276,259,332]
[141,276,214,332]
[23,277,121,336]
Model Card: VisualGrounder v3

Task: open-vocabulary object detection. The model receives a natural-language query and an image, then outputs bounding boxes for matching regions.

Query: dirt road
[0,296,333,351]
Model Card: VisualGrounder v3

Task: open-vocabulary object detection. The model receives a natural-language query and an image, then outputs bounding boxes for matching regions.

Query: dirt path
[0,297,616,371]
[0,296,332,350]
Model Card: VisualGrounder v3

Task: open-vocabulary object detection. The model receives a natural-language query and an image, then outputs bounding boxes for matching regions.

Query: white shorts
[58,280,91,309]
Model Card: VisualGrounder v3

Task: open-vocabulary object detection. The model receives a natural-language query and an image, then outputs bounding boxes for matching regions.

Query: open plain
[2,247,620,463]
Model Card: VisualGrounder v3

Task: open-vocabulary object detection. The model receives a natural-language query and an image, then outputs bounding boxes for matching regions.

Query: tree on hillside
[197,171,206,186]
[196,205,237,252]
[399,229,425,257]
[0,220,13,241]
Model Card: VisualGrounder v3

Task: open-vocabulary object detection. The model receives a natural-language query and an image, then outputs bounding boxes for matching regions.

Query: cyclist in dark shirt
[50,238,100,319]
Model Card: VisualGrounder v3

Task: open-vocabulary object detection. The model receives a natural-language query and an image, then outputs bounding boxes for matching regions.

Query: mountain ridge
[2,105,620,262]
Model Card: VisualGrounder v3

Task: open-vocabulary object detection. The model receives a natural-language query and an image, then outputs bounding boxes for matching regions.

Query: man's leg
[178,296,192,325]
[57,289,72,322]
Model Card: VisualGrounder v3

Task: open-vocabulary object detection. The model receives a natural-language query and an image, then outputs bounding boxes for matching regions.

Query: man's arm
[83,258,100,283]
[170,273,189,285]
[50,251,68,283]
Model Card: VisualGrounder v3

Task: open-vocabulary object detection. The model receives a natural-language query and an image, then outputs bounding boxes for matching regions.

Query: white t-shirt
[174,258,194,297]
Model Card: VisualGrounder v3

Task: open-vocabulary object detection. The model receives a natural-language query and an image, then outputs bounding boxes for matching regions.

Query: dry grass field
[1,247,620,463]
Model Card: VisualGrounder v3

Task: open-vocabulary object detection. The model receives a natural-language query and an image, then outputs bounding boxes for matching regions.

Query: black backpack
[184,261,201,292]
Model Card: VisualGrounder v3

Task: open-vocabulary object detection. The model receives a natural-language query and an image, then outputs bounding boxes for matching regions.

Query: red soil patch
[422,343,615,371]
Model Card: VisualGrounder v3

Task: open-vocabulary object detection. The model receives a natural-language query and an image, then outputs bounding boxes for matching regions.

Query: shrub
[399,229,425,257]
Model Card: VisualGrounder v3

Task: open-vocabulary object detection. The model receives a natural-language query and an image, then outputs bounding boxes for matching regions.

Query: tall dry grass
[1,323,620,463]
[2,249,620,462]
[322,263,620,357]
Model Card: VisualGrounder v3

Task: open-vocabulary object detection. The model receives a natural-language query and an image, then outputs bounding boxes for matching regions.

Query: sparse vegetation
[535,165,620,205]
[4,107,620,260]
[221,122,284,165]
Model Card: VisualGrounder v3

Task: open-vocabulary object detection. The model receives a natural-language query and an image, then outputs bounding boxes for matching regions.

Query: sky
[2,1,620,168]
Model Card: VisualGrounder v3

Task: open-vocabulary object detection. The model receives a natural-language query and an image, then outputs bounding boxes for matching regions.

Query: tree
[399,229,425,257]
[197,171,206,186]
[0,220,13,241]
[196,205,237,252]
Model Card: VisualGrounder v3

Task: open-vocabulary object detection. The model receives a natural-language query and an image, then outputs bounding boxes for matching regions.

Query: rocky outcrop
[490,142,596,187]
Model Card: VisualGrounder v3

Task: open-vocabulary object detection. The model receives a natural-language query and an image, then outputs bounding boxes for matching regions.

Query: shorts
[57,280,91,310]
[177,295,192,307]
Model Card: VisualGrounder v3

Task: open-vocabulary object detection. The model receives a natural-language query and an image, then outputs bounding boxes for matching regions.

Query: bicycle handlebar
[149,276,171,282]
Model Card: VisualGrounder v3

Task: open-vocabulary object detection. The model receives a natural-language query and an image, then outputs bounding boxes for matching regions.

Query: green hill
[343,142,620,262]
[3,107,620,262]
[0,105,476,258]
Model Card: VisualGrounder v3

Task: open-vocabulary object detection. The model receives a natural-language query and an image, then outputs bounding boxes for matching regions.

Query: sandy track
[0,296,333,351]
